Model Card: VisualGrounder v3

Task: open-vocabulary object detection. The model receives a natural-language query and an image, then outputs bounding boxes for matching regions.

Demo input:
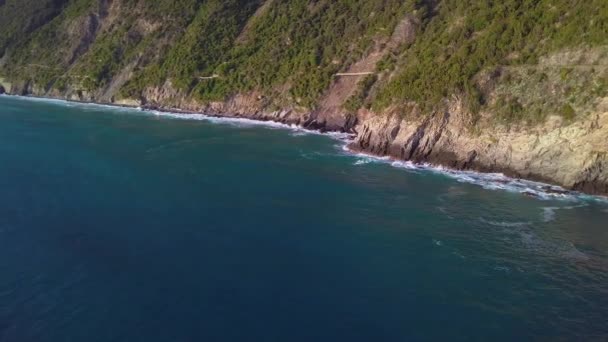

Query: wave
[147,109,356,140]
[6,94,355,140]
[479,217,531,228]
[542,207,557,223]
[353,159,371,165]
[341,145,608,203]
[352,155,389,166]
[6,94,139,113]
[542,204,589,222]
[7,95,608,203]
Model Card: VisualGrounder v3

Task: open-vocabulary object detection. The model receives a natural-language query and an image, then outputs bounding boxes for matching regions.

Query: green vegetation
[0,0,68,57]
[344,75,377,112]
[121,0,412,106]
[373,0,608,117]
[560,104,576,121]
[1,0,607,124]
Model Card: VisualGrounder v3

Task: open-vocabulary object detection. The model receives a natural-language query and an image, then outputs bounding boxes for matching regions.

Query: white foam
[542,207,557,223]
[150,110,357,140]
[541,204,588,222]
[353,159,371,165]
[479,217,531,228]
[352,154,388,166]
[6,95,355,140]
[390,160,422,171]
[7,94,140,113]
[340,145,608,203]
[7,95,608,203]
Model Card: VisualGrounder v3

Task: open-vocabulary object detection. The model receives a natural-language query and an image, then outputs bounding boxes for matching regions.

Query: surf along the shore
[4,93,607,203]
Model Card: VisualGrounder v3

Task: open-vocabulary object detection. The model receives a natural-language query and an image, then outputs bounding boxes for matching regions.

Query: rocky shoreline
[351,102,608,196]
[4,90,607,197]
[1,0,607,197]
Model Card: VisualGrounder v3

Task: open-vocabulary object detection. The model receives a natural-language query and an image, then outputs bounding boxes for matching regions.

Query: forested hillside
[1,0,607,124]
[2,0,608,194]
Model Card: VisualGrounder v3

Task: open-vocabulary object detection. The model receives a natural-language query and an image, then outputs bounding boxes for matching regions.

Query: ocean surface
[0,95,607,341]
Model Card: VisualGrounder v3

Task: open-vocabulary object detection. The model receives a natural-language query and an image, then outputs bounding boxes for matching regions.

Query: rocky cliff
[352,99,608,195]
[1,0,607,195]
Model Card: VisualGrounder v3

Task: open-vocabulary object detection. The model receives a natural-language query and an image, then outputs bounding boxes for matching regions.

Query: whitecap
[542,207,557,222]
[479,217,530,228]
[353,159,371,165]
[433,239,443,246]
[352,154,386,165]
[390,160,421,172]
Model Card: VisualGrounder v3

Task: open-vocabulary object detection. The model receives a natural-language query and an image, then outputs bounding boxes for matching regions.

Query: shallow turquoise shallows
[0,95,607,341]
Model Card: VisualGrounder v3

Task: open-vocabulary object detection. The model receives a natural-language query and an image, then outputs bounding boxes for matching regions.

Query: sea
[0,95,607,341]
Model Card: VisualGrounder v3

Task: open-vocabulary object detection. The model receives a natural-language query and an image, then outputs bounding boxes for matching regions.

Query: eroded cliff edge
[1,0,607,195]
[3,80,607,196]
[352,100,608,195]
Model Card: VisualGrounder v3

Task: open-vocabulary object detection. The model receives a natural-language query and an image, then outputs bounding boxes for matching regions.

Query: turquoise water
[0,95,607,341]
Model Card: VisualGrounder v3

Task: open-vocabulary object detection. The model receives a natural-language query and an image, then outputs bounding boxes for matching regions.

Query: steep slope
[0,0,607,194]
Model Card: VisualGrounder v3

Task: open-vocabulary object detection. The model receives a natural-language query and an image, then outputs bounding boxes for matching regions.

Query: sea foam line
[5,94,608,203]
[342,144,608,203]
[4,94,353,139]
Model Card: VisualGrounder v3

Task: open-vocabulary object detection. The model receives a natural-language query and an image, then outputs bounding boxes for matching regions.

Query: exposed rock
[350,98,608,195]
[310,16,419,133]
[388,15,419,48]
[235,0,275,44]
[1,1,605,196]
[99,60,138,103]
[66,13,100,65]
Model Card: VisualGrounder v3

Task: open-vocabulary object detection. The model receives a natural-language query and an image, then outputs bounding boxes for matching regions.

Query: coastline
[343,145,608,203]
[3,93,607,202]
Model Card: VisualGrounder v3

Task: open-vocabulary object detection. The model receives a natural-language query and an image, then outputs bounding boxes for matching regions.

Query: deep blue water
[0,95,607,341]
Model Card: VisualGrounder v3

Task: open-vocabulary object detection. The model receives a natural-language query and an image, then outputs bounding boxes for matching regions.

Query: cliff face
[1,0,607,195]
[352,99,608,195]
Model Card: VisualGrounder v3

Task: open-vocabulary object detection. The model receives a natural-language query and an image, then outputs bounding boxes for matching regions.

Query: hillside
[1,0,607,194]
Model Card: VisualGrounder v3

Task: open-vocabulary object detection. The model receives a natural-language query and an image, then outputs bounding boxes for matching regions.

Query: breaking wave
[479,217,531,228]
[8,95,608,203]
[7,95,354,139]
[340,145,608,203]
